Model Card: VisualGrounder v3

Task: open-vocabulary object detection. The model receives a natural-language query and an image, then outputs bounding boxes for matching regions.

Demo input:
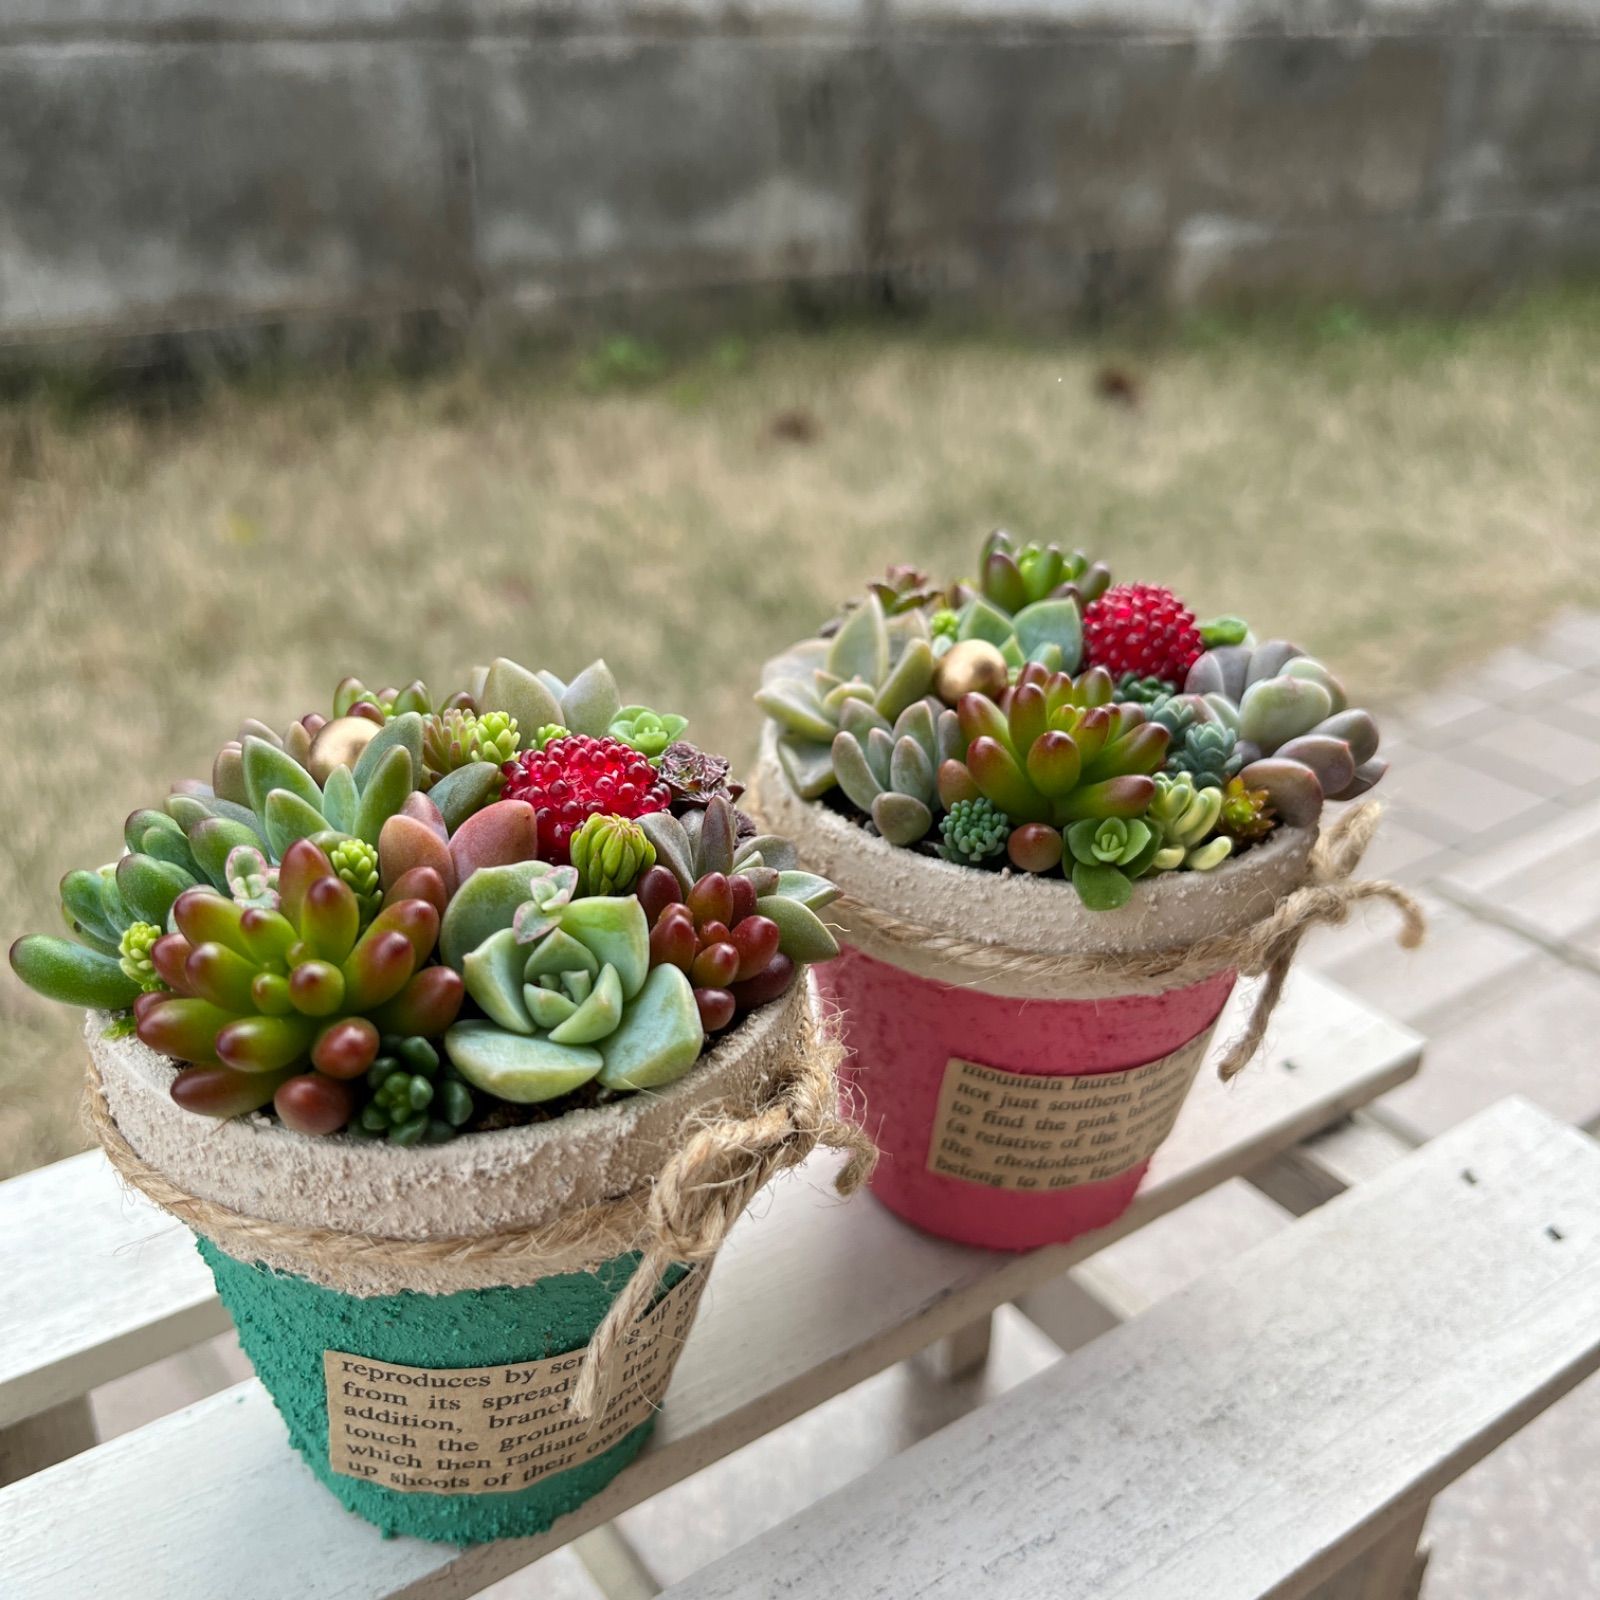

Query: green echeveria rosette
[608,706,688,760]
[1064,817,1162,910]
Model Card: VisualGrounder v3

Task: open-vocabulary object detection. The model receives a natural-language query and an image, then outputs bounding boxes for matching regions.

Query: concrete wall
[1,1,1597,345]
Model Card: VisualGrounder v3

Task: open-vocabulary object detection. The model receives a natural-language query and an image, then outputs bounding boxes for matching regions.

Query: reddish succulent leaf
[447,799,539,886]
[385,865,450,918]
[310,1018,381,1078]
[341,928,418,1011]
[238,907,296,968]
[301,875,362,965]
[172,890,250,957]
[695,987,737,1032]
[636,865,683,924]
[360,897,440,970]
[1007,823,1064,874]
[1058,774,1157,821]
[729,952,797,1011]
[378,813,457,897]
[691,941,740,989]
[1007,683,1050,756]
[968,738,1049,822]
[215,1013,316,1073]
[937,759,981,809]
[275,1072,357,1136]
[288,958,347,1017]
[957,692,1010,751]
[184,942,259,1013]
[171,1064,295,1119]
[136,996,235,1064]
[649,909,697,972]
[149,933,197,995]
[277,839,336,927]
[730,915,781,981]
[687,872,734,928]
[368,964,465,1038]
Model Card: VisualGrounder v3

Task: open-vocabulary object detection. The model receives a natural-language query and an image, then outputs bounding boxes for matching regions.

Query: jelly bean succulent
[759,528,1391,909]
[12,655,838,1142]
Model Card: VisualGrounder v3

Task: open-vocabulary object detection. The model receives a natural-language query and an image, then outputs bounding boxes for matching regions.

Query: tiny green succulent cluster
[12,655,837,1145]
[757,530,1390,910]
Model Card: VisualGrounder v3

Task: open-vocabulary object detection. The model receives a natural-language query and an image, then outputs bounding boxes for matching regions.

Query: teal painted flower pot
[88,981,813,1546]
[199,1240,684,1543]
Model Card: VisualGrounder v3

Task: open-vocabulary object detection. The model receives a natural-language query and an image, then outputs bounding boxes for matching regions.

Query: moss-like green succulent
[938,797,1010,866]
[351,1035,476,1145]
[756,595,938,799]
[831,696,962,847]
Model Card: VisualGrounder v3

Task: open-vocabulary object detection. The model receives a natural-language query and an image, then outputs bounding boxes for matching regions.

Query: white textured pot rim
[753,727,1319,998]
[88,977,806,1267]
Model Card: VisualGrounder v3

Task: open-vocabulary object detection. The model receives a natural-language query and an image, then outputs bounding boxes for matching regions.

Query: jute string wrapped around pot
[751,757,1424,1081]
[85,997,875,1420]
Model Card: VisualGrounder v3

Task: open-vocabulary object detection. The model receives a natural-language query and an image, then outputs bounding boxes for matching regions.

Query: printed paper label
[926,1036,1211,1191]
[323,1268,708,1495]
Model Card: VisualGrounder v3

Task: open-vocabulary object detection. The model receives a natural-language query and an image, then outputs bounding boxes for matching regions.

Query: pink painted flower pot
[815,945,1238,1249]
[755,729,1319,1253]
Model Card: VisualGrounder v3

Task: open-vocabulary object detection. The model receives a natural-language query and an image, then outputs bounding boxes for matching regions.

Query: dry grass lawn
[4,289,1600,1177]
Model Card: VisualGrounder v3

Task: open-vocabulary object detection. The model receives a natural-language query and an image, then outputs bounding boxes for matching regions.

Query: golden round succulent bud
[306,715,381,783]
[932,639,1010,706]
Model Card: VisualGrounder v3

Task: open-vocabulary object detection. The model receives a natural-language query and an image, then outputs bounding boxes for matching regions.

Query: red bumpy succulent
[635,865,794,1034]
[501,735,671,864]
[1082,583,1206,684]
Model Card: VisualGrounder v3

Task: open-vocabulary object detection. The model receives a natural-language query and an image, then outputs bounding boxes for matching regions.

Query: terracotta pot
[754,729,1316,1251]
[87,982,805,1542]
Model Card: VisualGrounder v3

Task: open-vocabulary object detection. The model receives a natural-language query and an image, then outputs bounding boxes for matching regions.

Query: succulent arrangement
[759,534,1387,910]
[11,659,839,1141]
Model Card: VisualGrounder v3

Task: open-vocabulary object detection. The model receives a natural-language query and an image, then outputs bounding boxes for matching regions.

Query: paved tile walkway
[1296,608,1600,1600]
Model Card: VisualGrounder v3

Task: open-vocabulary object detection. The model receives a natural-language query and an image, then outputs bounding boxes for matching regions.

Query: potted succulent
[754,533,1420,1252]
[10,657,869,1544]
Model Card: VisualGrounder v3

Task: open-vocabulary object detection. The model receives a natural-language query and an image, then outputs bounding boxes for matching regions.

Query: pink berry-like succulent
[501,735,671,864]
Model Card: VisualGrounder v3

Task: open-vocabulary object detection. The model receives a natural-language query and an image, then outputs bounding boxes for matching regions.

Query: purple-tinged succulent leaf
[310,1018,381,1078]
[1274,734,1356,798]
[368,965,465,1039]
[300,875,361,965]
[340,928,418,1011]
[1333,756,1389,800]
[1025,731,1082,800]
[277,840,336,927]
[172,889,252,958]
[378,813,457,897]
[171,1064,295,1119]
[1244,640,1305,687]
[1311,708,1380,767]
[360,897,440,970]
[1237,758,1324,828]
[957,692,1011,753]
[386,865,449,918]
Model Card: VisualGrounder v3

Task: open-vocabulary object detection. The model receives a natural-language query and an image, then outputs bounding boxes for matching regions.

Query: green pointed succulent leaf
[549,962,624,1045]
[429,762,503,832]
[755,894,840,962]
[864,727,894,789]
[556,897,649,998]
[826,595,890,686]
[264,789,331,861]
[352,712,423,793]
[242,736,323,820]
[116,854,197,928]
[462,927,536,1034]
[831,733,885,812]
[968,738,1048,822]
[440,861,538,968]
[892,699,938,759]
[9,935,141,1010]
[481,658,565,735]
[561,660,623,737]
[776,737,836,801]
[189,817,268,891]
[523,927,600,982]
[838,697,892,743]
[772,870,841,911]
[874,638,936,722]
[320,763,360,835]
[61,870,121,949]
[444,1022,603,1103]
[353,743,416,846]
[755,682,836,744]
[595,965,704,1091]
[957,596,1015,648]
[525,985,577,1030]
[736,834,798,873]
[890,736,935,807]
[1014,598,1083,672]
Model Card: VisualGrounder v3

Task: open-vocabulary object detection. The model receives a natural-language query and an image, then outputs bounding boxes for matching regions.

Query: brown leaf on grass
[769,407,820,444]
[1093,364,1143,408]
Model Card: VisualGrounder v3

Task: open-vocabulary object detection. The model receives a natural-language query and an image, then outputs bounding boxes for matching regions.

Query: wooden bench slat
[0,1148,226,1429]
[658,1098,1600,1600]
[0,972,1419,1600]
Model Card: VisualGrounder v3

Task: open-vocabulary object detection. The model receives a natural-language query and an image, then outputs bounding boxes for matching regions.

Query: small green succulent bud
[609,705,688,760]
[1065,817,1152,869]
[938,797,1010,866]
[473,710,520,766]
[117,922,166,992]
[534,723,572,750]
[930,608,960,645]
[570,813,657,897]
[328,837,383,923]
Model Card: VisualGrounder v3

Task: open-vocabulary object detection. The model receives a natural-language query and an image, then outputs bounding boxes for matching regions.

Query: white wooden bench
[660,1097,1600,1600]
[0,970,1433,1597]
